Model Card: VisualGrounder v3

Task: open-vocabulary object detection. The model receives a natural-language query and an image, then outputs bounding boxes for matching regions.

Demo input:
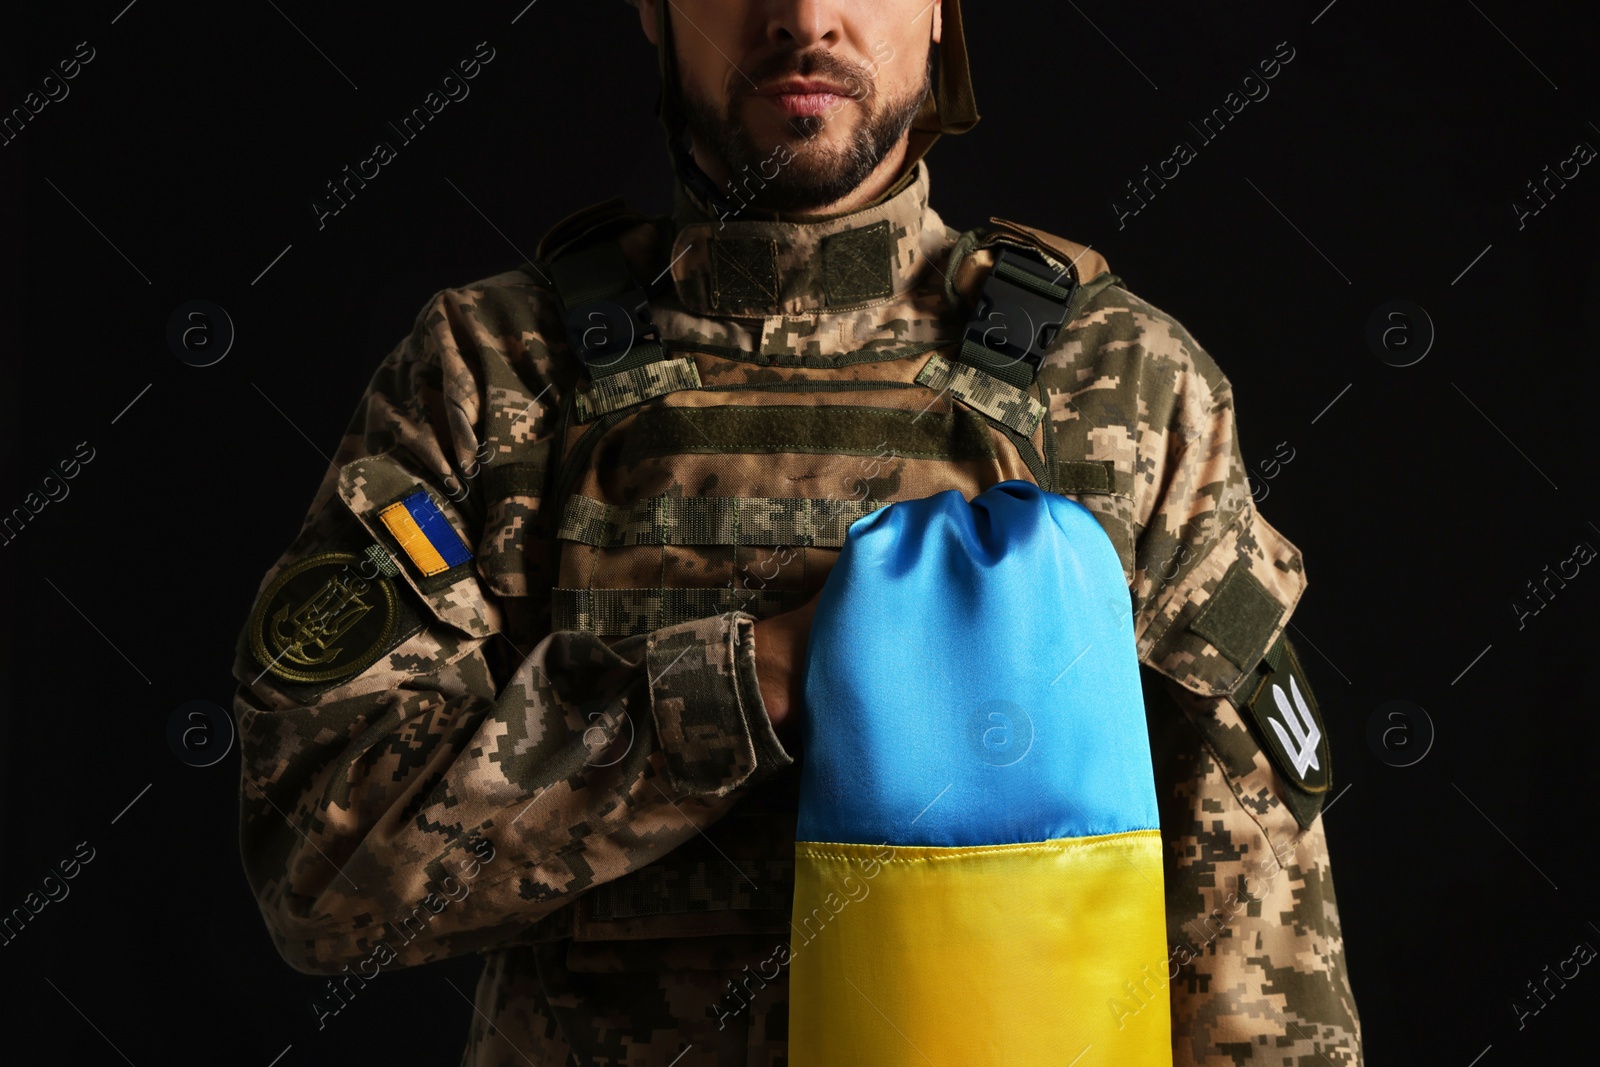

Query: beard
[677,43,934,213]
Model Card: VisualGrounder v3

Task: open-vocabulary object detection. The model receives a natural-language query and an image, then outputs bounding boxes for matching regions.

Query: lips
[753,78,853,118]
[758,78,850,97]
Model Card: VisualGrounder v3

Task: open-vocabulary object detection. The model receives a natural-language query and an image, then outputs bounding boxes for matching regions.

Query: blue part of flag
[401,489,472,567]
[796,479,1157,848]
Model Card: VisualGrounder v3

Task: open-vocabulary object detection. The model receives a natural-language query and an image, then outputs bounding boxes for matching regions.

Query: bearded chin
[679,78,929,214]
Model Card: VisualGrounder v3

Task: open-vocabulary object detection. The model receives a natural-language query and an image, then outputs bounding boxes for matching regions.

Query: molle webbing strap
[617,404,997,464]
[954,335,1033,391]
[1055,459,1111,494]
[551,585,811,636]
[914,351,1046,437]
[557,491,889,548]
[572,357,702,423]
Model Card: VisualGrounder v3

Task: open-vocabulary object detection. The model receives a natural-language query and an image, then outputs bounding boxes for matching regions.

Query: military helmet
[620,0,978,176]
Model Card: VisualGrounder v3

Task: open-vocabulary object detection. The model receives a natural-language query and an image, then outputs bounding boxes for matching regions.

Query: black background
[3,1,1597,1064]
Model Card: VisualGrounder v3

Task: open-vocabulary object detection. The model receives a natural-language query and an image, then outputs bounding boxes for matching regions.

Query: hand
[750,587,822,744]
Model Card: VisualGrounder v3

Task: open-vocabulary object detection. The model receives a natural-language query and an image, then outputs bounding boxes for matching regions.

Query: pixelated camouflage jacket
[231,157,1363,1066]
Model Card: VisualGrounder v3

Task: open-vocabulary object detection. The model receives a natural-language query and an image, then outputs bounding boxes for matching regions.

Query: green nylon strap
[991,256,1074,303]
[1055,459,1121,495]
[548,242,629,307]
[1262,628,1289,675]
[552,585,810,636]
[482,460,549,500]
[955,337,1035,390]
[942,228,985,307]
[558,491,888,548]
[618,404,997,464]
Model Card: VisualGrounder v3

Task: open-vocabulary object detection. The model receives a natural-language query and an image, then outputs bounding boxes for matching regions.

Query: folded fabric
[789,479,1172,1065]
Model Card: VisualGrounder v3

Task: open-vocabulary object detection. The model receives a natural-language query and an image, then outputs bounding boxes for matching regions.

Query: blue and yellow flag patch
[377,489,472,577]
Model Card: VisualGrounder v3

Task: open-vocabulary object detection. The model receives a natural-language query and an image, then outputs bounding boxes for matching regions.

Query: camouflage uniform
[232,156,1363,1064]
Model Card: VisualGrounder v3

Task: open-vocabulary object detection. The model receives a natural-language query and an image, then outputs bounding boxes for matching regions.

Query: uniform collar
[665,158,938,317]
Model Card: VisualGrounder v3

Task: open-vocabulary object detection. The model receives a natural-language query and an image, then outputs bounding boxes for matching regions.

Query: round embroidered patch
[249,552,399,684]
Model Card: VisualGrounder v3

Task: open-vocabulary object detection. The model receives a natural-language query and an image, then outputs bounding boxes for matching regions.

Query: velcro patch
[1234,634,1332,829]
[712,238,779,309]
[822,220,893,306]
[377,489,473,577]
[1189,561,1283,671]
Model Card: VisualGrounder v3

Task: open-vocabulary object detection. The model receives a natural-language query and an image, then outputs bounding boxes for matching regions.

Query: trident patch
[1236,633,1331,828]
[1269,673,1322,778]
[249,551,399,685]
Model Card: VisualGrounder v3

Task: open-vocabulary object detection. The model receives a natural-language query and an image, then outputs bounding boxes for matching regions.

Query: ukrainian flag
[377,489,473,577]
[789,479,1171,1065]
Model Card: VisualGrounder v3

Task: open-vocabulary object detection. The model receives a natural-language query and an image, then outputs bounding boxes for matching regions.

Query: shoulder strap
[531,196,649,264]
[919,221,1127,494]
[942,221,1123,392]
[521,200,704,426]
[986,216,1115,297]
[528,201,705,552]
[520,198,665,377]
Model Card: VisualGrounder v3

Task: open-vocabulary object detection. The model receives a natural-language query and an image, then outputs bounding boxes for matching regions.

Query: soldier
[232,0,1364,1064]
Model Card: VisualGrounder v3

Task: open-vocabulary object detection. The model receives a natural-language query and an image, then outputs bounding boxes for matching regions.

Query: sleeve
[230,282,793,976]
[1122,306,1365,1065]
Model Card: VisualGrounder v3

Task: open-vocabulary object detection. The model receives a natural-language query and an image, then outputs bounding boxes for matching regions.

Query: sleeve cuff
[645,610,794,797]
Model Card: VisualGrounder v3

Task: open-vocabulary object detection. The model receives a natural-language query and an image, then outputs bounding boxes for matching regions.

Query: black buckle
[962,248,1075,376]
[563,287,660,371]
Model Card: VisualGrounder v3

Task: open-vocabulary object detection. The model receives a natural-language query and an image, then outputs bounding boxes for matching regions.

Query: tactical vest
[488,192,1129,965]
